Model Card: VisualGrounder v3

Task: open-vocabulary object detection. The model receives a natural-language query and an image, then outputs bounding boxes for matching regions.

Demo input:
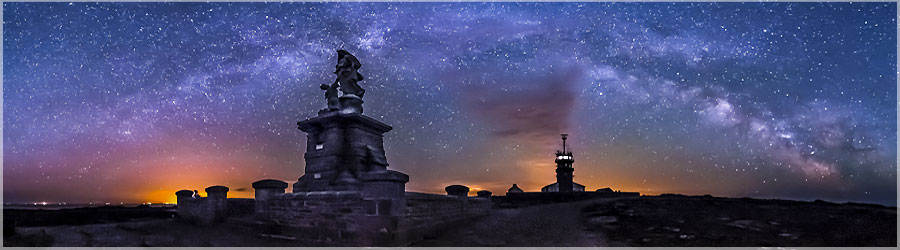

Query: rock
[779,233,799,240]
[727,220,764,231]
[587,216,618,225]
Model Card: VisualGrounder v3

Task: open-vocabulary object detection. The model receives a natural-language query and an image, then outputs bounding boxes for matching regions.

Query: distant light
[41,202,47,205]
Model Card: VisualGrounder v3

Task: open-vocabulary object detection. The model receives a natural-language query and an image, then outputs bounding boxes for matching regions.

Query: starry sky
[3,2,897,205]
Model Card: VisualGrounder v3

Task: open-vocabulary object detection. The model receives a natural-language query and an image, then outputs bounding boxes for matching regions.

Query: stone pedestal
[290,105,409,246]
[294,111,407,194]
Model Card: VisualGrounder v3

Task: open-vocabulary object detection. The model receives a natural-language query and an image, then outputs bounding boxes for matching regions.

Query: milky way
[3,2,897,205]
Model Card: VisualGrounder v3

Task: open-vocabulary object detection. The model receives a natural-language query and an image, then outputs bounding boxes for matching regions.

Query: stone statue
[320,82,340,111]
[334,50,365,98]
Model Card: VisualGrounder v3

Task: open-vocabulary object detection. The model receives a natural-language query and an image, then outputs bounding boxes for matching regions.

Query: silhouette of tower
[555,134,575,192]
[541,134,584,192]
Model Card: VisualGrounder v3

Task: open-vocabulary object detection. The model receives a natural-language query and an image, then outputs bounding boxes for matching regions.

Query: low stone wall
[252,191,491,246]
[494,191,640,208]
[177,198,220,224]
[260,191,406,246]
[226,198,255,217]
[398,192,492,244]
[175,186,230,225]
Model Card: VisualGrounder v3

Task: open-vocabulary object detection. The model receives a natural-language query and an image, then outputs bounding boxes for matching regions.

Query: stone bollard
[252,179,288,217]
[476,190,492,197]
[206,186,229,199]
[175,190,195,221]
[205,185,229,222]
[175,190,194,202]
[445,185,469,197]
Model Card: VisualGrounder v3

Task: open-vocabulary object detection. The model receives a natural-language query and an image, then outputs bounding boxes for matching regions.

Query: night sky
[3,2,897,205]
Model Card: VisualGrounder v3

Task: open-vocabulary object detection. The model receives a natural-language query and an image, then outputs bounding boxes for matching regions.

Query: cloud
[450,67,583,140]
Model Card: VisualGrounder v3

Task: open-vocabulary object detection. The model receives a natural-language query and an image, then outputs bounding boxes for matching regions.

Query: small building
[507,184,524,194]
[541,134,584,193]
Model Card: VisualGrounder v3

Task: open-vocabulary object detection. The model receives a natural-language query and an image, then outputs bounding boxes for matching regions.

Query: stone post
[175,189,194,220]
[252,179,288,217]
[445,185,469,197]
[205,185,229,222]
[175,190,194,203]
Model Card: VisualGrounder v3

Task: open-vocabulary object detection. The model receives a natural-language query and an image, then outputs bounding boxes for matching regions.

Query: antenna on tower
[561,133,568,153]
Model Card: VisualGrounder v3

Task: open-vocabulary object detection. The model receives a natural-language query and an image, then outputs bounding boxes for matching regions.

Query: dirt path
[412,199,610,247]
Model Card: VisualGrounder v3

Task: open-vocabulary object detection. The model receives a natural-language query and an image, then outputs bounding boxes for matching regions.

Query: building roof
[507,184,524,193]
[541,182,585,190]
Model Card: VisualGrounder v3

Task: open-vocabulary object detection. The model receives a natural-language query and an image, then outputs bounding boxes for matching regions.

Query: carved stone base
[295,111,406,195]
[339,95,364,114]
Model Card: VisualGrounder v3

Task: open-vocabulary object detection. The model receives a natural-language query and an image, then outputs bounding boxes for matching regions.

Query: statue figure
[320,82,340,111]
[334,50,365,98]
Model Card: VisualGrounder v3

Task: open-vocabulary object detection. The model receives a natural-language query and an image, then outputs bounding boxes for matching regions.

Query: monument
[175,50,491,246]
[295,50,409,197]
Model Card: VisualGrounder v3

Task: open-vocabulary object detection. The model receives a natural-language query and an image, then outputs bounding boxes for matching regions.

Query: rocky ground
[581,195,897,247]
[412,199,607,246]
[4,195,896,247]
[4,205,175,227]
[4,218,301,247]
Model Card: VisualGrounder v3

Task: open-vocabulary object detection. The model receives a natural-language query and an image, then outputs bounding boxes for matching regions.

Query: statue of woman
[320,81,340,111]
[334,50,365,98]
